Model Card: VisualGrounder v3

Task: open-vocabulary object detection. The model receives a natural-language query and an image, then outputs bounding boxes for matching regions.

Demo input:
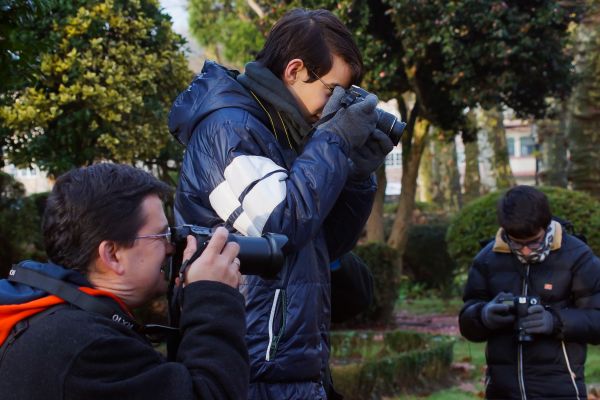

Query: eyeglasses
[503,230,546,252]
[135,227,171,244]
[308,68,335,94]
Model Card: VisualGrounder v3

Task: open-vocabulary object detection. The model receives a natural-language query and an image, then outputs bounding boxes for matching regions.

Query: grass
[398,296,463,315]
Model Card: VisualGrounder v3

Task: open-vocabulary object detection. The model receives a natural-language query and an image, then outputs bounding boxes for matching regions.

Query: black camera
[498,294,540,342]
[340,85,407,146]
[169,224,288,280]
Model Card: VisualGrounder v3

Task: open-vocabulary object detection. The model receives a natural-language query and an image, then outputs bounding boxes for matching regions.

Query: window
[507,137,515,157]
[520,136,535,156]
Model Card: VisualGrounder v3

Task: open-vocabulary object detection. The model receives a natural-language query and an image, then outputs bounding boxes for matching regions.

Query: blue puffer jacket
[169,61,376,398]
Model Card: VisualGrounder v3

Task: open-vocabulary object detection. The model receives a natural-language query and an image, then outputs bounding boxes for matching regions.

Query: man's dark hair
[256,8,363,85]
[497,185,552,238]
[42,163,172,273]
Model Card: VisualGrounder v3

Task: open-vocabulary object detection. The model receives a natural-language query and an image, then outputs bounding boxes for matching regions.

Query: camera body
[498,294,541,342]
[169,225,288,280]
[340,85,407,146]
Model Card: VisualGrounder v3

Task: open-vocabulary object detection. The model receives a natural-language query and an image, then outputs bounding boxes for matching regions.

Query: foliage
[0,0,191,177]
[188,0,266,67]
[0,0,54,95]
[566,0,600,199]
[0,173,46,277]
[330,329,455,399]
[346,243,401,326]
[446,186,600,276]
[403,223,458,294]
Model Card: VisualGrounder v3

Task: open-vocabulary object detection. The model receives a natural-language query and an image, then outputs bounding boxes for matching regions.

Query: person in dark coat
[0,163,249,400]
[459,185,600,399]
[169,8,393,399]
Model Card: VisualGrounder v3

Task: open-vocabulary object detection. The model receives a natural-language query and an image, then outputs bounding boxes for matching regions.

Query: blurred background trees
[1,0,600,301]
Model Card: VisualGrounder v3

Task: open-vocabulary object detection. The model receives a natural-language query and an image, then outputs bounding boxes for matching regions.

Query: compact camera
[340,85,407,146]
[498,294,541,342]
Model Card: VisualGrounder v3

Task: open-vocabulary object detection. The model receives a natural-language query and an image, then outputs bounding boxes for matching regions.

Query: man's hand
[318,86,378,150]
[481,291,516,330]
[349,129,394,181]
[520,305,554,335]
[183,227,241,288]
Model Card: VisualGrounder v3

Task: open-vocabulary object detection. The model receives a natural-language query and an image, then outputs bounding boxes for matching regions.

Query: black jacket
[0,263,249,400]
[459,221,600,399]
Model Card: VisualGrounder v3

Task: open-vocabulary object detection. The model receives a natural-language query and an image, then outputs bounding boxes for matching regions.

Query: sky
[158,0,205,71]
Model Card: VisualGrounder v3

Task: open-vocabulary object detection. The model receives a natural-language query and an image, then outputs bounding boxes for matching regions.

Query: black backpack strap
[7,265,180,348]
[8,265,140,331]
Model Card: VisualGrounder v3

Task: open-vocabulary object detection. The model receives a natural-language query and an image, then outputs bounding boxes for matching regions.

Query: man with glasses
[0,163,249,400]
[459,185,600,399]
[169,8,393,399]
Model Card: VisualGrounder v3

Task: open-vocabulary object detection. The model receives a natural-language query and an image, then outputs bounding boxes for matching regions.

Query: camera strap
[7,265,178,344]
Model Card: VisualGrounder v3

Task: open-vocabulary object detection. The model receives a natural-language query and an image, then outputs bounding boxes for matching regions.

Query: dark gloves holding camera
[520,304,554,335]
[348,129,394,181]
[319,86,378,150]
[481,292,515,331]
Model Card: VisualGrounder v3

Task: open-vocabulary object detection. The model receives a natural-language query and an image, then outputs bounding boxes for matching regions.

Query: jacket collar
[493,220,562,253]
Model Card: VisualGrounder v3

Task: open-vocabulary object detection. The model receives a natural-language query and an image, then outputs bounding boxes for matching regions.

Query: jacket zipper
[517,264,530,400]
[265,288,286,361]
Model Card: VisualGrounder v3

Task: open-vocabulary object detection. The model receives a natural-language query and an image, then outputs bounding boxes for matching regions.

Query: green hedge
[0,173,47,277]
[330,330,455,399]
[446,186,600,275]
[346,243,401,326]
[403,223,457,294]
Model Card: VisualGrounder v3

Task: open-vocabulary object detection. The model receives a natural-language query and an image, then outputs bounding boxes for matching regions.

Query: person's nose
[521,246,532,256]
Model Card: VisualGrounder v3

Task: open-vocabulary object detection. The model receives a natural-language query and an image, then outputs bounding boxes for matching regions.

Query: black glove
[520,304,554,335]
[318,86,378,150]
[348,129,394,181]
[481,291,515,330]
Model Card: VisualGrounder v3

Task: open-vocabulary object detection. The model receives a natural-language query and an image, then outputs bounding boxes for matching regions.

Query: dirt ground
[394,310,460,336]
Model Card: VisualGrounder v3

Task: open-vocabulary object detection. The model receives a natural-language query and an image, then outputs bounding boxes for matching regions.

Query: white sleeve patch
[209,155,288,236]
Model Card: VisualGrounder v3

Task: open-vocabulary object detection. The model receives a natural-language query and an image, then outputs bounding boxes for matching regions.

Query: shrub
[330,330,455,399]
[447,186,600,276]
[402,223,457,294]
[0,173,46,277]
[346,243,401,327]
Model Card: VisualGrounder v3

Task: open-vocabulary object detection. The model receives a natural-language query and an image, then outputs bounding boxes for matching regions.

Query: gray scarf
[237,62,312,148]
[512,222,554,265]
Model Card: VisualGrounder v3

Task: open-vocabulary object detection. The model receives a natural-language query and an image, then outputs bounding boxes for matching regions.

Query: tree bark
[387,117,429,258]
[537,105,568,187]
[365,166,386,242]
[567,4,600,198]
[482,107,515,189]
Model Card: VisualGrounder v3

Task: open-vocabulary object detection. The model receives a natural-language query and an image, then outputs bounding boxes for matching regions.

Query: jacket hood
[493,220,563,253]
[0,261,127,346]
[168,60,264,146]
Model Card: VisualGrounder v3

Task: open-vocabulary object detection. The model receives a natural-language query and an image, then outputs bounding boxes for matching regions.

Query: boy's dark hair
[497,185,552,238]
[42,163,172,273]
[256,8,363,85]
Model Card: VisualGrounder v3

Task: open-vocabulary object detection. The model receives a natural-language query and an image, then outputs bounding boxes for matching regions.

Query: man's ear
[282,58,306,85]
[98,240,125,275]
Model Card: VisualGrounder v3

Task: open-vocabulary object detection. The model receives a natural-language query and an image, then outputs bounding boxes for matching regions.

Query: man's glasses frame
[502,230,546,252]
[135,226,172,244]
[308,68,335,94]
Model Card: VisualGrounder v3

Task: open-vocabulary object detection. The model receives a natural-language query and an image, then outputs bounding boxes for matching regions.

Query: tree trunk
[482,107,515,189]
[418,137,434,203]
[537,105,568,187]
[387,118,429,257]
[421,128,461,211]
[463,110,481,203]
[365,166,386,242]
[567,5,600,198]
